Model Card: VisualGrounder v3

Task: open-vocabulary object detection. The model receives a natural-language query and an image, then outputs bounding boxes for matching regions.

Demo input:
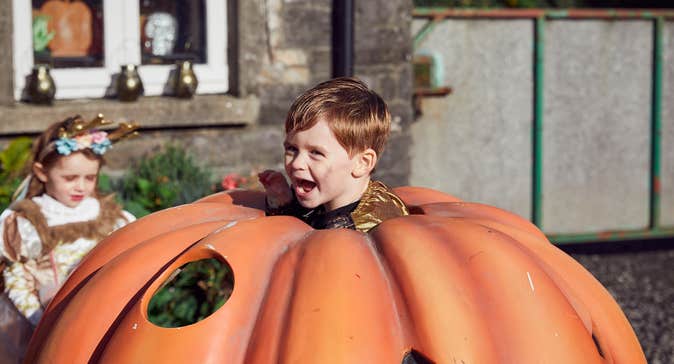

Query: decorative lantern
[25,188,646,363]
[173,60,198,98]
[27,65,56,104]
[117,64,144,102]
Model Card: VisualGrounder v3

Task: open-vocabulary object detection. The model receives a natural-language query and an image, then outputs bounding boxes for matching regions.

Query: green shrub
[147,258,233,328]
[0,137,33,211]
[116,145,214,217]
[105,146,235,326]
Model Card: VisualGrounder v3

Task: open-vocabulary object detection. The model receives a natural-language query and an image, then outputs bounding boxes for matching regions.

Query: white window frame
[12,0,228,100]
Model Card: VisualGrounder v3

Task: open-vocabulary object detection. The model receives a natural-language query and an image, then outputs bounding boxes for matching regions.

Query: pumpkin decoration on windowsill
[25,187,646,363]
[38,0,93,57]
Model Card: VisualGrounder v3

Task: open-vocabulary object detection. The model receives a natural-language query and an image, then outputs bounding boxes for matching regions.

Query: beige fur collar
[8,195,127,256]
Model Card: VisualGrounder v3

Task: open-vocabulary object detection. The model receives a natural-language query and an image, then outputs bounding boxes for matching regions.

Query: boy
[258,77,408,232]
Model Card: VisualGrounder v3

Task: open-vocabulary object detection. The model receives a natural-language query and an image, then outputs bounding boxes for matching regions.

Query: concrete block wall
[542,20,652,234]
[411,19,534,220]
[412,17,674,235]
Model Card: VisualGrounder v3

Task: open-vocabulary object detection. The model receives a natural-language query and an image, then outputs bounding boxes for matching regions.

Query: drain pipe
[332,0,354,77]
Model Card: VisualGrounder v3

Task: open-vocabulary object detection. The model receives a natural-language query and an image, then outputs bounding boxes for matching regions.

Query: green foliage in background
[0,138,33,211]
[113,147,230,327]
[32,15,54,52]
[148,258,234,328]
[116,145,214,217]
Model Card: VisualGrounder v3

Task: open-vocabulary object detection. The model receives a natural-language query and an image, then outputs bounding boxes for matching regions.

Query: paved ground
[560,238,674,364]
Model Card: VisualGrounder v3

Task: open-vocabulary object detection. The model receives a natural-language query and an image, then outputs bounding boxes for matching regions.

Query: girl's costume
[0,194,135,325]
[0,114,139,363]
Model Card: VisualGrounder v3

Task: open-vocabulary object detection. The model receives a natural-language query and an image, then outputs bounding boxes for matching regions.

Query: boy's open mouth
[295,178,316,194]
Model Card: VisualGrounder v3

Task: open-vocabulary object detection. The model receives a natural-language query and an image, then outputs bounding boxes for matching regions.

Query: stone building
[0,0,414,186]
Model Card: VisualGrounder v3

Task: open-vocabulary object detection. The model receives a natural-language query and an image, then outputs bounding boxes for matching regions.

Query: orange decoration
[25,187,646,363]
[39,0,93,57]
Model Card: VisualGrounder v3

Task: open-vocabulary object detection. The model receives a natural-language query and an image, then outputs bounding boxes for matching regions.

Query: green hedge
[0,137,32,211]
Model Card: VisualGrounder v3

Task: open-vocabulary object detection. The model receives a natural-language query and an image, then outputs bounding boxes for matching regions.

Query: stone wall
[235,0,414,185]
[0,0,415,187]
[0,0,13,106]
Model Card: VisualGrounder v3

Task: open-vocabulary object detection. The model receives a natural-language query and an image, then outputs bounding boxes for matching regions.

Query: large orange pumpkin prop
[25,187,645,363]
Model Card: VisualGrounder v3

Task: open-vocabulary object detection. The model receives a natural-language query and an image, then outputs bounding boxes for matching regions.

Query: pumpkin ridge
[91,237,202,362]
[467,219,642,363]
[275,236,312,363]
[244,232,309,363]
[472,220,645,363]
[432,220,603,363]
[470,219,595,335]
[366,230,421,356]
[278,229,412,362]
[419,202,547,240]
[96,217,311,363]
[32,221,227,363]
[373,216,500,363]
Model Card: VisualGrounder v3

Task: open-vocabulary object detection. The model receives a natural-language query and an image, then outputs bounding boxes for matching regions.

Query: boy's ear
[33,162,48,183]
[352,148,377,178]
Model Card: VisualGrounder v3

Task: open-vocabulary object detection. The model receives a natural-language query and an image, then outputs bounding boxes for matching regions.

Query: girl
[0,115,138,328]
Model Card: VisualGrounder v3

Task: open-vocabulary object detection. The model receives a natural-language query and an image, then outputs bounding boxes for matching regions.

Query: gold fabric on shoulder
[351,180,409,233]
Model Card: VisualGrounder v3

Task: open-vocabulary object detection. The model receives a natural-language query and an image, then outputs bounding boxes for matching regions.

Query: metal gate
[412,8,674,243]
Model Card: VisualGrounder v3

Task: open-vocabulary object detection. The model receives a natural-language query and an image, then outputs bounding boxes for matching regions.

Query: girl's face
[35,152,101,208]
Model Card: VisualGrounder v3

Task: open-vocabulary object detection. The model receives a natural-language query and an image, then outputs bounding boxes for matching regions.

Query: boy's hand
[258,170,293,208]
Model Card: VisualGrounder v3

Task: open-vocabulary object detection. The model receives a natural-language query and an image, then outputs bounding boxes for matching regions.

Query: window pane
[140,0,207,65]
[32,0,104,68]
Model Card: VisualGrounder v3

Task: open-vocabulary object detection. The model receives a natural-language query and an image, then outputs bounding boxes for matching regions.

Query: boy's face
[284,118,365,211]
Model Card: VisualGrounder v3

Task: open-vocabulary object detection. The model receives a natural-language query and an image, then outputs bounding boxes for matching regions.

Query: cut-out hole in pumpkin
[148,257,234,328]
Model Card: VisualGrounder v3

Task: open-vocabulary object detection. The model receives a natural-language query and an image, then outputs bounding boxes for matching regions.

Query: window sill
[0,94,259,135]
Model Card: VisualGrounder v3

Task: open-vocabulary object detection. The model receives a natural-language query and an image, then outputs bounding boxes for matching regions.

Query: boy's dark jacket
[267,180,409,232]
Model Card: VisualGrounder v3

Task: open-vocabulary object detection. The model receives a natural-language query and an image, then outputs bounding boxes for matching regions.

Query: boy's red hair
[285,77,391,157]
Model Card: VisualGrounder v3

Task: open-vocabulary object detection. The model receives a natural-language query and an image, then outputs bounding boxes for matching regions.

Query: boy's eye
[284,145,298,154]
[310,149,324,157]
[85,175,97,182]
[64,176,77,181]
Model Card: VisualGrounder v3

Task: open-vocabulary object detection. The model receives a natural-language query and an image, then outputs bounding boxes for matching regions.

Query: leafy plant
[147,258,233,328]
[32,15,54,52]
[0,137,33,211]
[116,145,214,217]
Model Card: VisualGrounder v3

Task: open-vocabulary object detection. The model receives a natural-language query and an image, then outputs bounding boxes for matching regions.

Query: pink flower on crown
[75,134,93,149]
[90,131,108,144]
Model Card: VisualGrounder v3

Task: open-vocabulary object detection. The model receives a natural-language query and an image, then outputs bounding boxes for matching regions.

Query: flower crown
[54,114,140,156]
